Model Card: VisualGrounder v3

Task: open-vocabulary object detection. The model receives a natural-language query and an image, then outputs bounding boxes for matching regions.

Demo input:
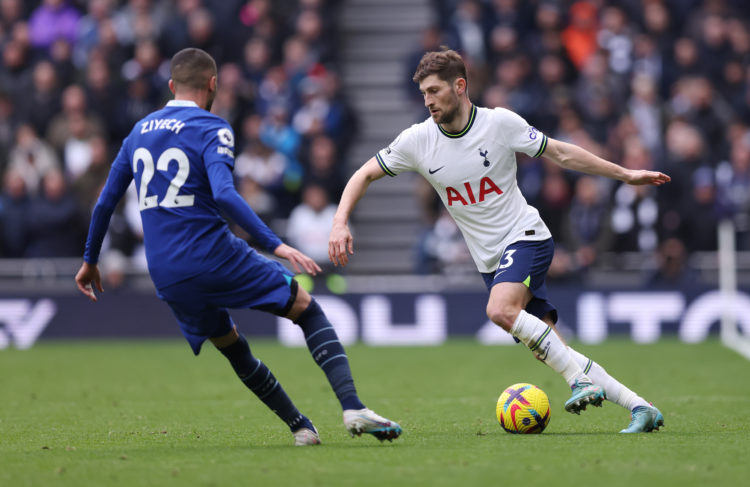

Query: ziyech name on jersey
[140,118,186,135]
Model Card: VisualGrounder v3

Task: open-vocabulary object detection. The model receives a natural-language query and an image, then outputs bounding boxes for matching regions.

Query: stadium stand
[1,0,750,290]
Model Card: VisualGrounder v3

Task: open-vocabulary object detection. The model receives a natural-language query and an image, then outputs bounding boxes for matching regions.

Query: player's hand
[274,243,322,276]
[625,169,671,186]
[328,222,353,267]
[75,262,103,302]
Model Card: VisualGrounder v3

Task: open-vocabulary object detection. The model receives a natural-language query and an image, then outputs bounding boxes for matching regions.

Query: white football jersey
[376,105,552,273]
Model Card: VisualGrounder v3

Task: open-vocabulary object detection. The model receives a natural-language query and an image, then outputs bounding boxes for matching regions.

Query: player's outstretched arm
[329,158,386,267]
[76,163,133,302]
[543,138,670,186]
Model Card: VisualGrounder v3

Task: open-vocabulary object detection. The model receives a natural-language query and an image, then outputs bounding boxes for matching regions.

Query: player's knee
[287,286,312,322]
[486,302,521,331]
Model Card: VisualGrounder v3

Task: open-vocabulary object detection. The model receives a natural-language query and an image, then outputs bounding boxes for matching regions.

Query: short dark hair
[170,48,217,91]
[412,47,467,85]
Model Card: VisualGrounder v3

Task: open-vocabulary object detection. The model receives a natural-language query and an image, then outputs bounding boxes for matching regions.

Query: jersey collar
[438,104,477,139]
[167,100,199,107]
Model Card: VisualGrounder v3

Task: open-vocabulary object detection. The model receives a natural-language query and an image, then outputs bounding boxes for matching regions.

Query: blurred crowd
[414,0,750,282]
[0,0,352,278]
[2,0,750,285]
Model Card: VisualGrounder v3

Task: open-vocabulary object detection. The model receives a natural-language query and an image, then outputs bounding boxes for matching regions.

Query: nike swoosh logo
[494,270,507,277]
[428,166,445,174]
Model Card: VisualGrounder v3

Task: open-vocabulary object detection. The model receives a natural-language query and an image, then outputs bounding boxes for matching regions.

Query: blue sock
[217,334,312,431]
[295,299,366,411]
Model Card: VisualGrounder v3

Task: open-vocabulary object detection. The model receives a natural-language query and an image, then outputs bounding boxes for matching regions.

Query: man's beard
[435,98,459,125]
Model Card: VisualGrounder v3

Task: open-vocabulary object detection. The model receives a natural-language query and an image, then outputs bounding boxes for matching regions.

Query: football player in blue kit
[75,48,402,446]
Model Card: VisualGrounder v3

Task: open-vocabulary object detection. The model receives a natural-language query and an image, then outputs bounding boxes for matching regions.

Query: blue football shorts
[156,248,297,355]
[480,238,558,324]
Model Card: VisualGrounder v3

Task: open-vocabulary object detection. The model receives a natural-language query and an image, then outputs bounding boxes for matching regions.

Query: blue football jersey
[111,100,244,288]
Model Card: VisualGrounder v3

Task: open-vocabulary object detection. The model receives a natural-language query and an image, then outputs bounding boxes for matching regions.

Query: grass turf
[1,338,748,486]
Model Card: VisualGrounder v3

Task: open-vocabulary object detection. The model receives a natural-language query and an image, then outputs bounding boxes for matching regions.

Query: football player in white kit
[329,48,669,433]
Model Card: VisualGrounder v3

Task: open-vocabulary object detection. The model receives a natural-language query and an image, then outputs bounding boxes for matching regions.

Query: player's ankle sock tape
[295,299,365,410]
[218,334,301,425]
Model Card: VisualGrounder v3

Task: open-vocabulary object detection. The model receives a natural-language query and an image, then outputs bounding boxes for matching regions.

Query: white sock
[567,347,649,411]
[510,310,586,386]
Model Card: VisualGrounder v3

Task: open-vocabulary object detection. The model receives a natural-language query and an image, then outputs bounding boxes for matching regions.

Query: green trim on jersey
[522,275,531,287]
[376,153,396,177]
[533,134,548,158]
[438,104,477,138]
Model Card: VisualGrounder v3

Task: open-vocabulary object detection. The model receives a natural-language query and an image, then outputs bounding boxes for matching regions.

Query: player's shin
[294,298,366,411]
[510,310,587,386]
[216,334,312,431]
[567,347,648,411]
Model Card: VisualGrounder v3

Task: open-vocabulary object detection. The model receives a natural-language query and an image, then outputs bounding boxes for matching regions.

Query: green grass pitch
[1,338,749,486]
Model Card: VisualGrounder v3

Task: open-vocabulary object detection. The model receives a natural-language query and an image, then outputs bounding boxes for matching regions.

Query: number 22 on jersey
[133,147,195,211]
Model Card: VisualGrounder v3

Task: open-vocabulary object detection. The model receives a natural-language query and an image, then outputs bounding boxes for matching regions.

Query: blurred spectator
[282,35,315,97]
[0,169,30,257]
[716,134,750,249]
[292,75,333,138]
[445,0,486,67]
[493,54,535,119]
[561,0,599,70]
[696,13,731,85]
[285,183,336,263]
[185,7,225,64]
[256,65,293,115]
[293,7,335,65]
[627,73,663,156]
[645,237,698,287]
[0,0,24,40]
[234,113,287,219]
[121,39,170,98]
[562,175,613,271]
[112,0,168,48]
[0,93,15,174]
[0,40,31,101]
[242,35,273,88]
[668,76,730,155]
[597,5,634,76]
[25,170,82,257]
[46,84,106,173]
[259,104,303,210]
[415,207,472,274]
[72,134,110,211]
[211,62,253,133]
[301,134,345,203]
[7,124,60,195]
[74,0,115,68]
[659,119,707,236]
[610,137,660,253]
[83,57,120,138]
[662,37,701,96]
[536,163,572,241]
[16,60,61,137]
[158,0,201,59]
[679,166,719,251]
[573,51,624,143]
[28,0,81,54]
